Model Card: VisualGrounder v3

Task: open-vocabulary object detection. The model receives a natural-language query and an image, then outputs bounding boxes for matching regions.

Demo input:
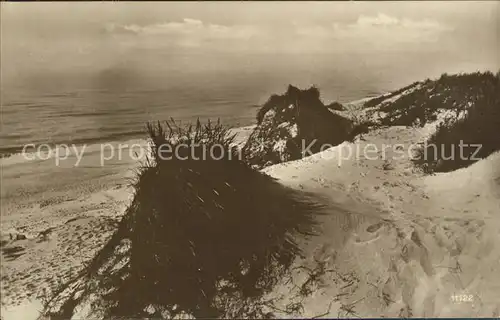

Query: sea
[1,51,494,156]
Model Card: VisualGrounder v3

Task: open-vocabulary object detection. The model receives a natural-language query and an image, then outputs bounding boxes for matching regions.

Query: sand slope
[0,139,144,319]
[262,126,500,317]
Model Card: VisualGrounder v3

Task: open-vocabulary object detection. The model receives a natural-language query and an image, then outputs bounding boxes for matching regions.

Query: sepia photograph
[1,1,499,319]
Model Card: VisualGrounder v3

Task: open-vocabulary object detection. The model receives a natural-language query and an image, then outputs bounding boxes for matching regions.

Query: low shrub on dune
[326,101,345,111]
[245,85,355,168]
[358,70,499,173]
[413,71,500,172]
[369,72,499,128]
[43,119,322,319]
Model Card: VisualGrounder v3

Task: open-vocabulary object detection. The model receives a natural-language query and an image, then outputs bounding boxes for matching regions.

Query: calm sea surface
[1,52,491,156]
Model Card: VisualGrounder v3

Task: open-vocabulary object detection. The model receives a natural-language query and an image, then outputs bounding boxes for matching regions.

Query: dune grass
[360,71,499,173]
[43,118,323,318]
[412,71,500,172]
[246,85,355,168]
[374,72,498,128]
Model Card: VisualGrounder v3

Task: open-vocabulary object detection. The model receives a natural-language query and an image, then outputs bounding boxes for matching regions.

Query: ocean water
[0,51,491,156]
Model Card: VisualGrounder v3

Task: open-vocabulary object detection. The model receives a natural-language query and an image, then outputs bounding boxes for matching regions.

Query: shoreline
[1,125,256,218]
[0,124,257,316]
[0,125,257,168]
[0,90,386,161]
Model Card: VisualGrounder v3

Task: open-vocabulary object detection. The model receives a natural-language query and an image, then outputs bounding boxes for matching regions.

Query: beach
[2,109,500,318]
[0,126,255,316]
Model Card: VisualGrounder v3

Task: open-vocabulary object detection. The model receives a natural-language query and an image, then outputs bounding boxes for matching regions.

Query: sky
[1,1,499,80]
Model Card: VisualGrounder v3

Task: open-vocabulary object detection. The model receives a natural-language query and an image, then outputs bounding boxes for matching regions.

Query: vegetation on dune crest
[326,101,345,111]
[363,71,500,173]
[245,85,357,168]
[414,71,500,173]
[370,71,499,128]
[43,119,322,319]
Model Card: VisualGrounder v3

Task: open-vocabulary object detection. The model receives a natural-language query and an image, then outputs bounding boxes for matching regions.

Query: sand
[262,126,500,318]
[1,140,139,313]
[0,127,255,318]
[1,121,499,318]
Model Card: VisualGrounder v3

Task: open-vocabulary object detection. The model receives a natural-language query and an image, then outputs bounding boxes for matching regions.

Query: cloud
[105,18,259,41]
[356,13,400,27]
[103,14,453,53]
[295,13,453,46]
[355,13,451,31]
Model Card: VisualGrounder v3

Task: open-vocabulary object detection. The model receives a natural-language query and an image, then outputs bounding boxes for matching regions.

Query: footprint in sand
[354,234,381,245]
[366,221,384,233]
[1,245,26,261]
[410,230,423,247]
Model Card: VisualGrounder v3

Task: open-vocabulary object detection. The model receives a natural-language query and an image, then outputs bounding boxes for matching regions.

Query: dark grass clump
[326,101,345,111]
[413,71,500,172]
[246,85,354,168]
[44,119,322,318]
[373,72,498,127]
[256,86,325,125]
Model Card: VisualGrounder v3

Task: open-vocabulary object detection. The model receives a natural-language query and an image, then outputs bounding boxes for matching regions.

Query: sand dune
[1,119,498,318]
[262,126,500,318]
